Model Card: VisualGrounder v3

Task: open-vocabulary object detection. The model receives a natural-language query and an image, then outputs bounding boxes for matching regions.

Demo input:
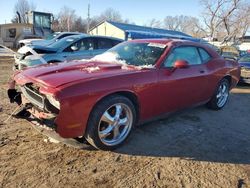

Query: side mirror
[173,60,189,69]
[71,46,78,51]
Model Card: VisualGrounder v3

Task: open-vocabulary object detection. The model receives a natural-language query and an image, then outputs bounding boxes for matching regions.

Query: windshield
[48,37,78,49]
[45,33,59,40]
[93,42,166,67]
[239,55,250,62]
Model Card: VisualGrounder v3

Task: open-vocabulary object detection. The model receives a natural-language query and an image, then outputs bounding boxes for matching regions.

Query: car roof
[61,34,88,40]
[128,38,206,46]
[128,38,220,57]
[56,32,82,35]
[89,35,124,41]
[61,34,123,41]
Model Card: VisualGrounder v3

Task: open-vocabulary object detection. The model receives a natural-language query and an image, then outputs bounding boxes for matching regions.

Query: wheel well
[95,91,140,123]
[48,60,61,63]
[223,75,232,86]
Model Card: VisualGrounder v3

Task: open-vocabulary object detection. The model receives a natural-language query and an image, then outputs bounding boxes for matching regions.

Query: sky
[0,0,203,25]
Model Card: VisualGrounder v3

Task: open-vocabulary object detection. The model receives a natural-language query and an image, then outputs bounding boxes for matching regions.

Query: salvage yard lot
[0,56,249,188]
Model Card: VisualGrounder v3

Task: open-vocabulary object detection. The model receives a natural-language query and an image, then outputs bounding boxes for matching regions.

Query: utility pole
[87,3,90,34]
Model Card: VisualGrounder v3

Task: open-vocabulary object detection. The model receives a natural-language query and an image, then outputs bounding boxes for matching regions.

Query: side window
[164,46,202,67]
[198,48,211,63]
[97,38,113,49]
[78,38,94,51]
[63,38,94,52]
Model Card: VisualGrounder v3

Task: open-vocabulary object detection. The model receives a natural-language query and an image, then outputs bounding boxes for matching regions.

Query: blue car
[18,32,81,47]
[15,34,123,70]
[238,54,250,84]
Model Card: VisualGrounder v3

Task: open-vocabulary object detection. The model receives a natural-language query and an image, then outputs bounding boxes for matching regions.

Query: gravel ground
[0,56,249,188]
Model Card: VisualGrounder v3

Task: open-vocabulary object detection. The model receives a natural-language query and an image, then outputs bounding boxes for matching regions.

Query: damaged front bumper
[8,78,88,139]
[7,91,90,149]
[29,117,90,149]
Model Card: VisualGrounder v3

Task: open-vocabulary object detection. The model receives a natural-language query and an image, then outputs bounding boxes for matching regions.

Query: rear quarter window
[198,48,212,63]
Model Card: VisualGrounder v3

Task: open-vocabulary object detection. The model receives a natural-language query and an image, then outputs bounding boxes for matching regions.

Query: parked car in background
[9,39,240,150]
[239,50,249,57]
[18,35,43,48]
[14,34,123,70]
[18,32,81,47]
[238,54,250,84]
[220,45,239,61]
[221,51,239,61]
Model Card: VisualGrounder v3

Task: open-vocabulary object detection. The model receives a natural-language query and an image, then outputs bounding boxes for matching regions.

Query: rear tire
[85,95,136,150]
[207,78,230,110]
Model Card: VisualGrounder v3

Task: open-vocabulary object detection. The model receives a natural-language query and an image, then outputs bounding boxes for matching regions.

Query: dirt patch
[0,56,249,188]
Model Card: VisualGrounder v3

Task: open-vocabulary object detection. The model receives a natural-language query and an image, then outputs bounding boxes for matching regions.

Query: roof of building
[90,20,200,42]
[107,21,190,37]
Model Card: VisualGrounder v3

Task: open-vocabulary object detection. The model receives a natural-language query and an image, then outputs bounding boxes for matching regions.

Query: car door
[157,45,210,114]
[61,38,95,61]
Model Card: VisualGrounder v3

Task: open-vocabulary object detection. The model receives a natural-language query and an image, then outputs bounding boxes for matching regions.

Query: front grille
[20,84,45,109]
[20,84,59,114]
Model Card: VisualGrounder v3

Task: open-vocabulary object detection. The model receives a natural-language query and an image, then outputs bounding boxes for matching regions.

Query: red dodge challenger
[9,39,240,150]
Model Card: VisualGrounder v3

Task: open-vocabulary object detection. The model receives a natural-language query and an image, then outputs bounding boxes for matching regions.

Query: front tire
[207,78,230,110]
[85,95,136,150]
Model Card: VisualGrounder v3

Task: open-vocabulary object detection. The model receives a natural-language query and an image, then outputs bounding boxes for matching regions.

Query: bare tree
[200,0,250,41]
[236,5,250,38]
[99,8,123,22]
[73,17,87,33]
[163,16,180,30]
[221,1,250,42]
[57,6,77,31]
[12,0,36,23]
[163,15,204,37]
[200,0,225,39]
[182,17,205,38]
[146,19,162,28]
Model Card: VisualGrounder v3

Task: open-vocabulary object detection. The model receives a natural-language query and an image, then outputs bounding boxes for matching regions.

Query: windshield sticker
[148,43,167,48]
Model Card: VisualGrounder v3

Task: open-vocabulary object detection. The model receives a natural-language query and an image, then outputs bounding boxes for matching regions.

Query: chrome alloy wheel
[98,103,133,146]
[216,81,229,108]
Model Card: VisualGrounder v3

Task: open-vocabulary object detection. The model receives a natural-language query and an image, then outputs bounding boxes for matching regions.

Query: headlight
[46,94,60,109]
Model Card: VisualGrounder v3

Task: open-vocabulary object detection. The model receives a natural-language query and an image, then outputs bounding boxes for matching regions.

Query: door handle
[200,70,205,73]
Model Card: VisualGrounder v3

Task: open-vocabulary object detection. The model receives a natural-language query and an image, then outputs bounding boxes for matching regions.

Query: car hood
[15,60,142,88]
[19,39,42,44]
[18,45,58,55]
[30,39,54,47]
